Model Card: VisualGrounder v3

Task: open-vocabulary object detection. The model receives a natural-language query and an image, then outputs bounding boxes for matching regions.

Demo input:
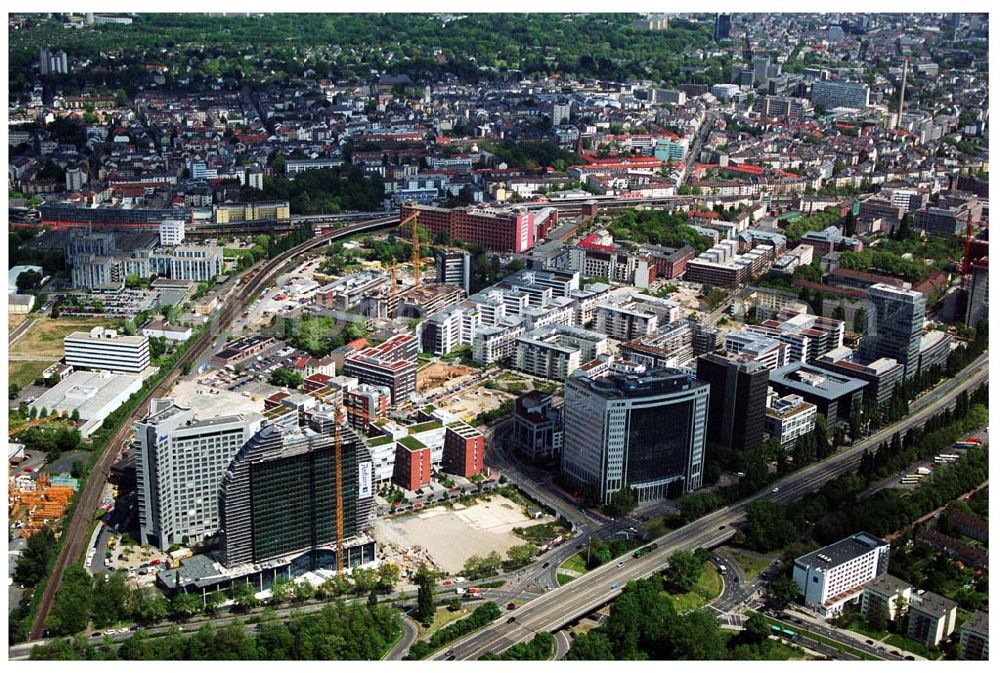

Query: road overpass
[437,352,989,660]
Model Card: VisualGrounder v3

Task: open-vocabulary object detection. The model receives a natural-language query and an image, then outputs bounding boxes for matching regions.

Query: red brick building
[442,422,485,477]
[392,436,432,491]
[400,203,557,253]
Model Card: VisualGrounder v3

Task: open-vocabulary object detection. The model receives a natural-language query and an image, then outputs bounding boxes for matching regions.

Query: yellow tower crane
[399,210,421,286]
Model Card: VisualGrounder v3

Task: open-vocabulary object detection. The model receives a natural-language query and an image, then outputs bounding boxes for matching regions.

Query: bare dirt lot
[374,495,554,575]
[416,362,476,392]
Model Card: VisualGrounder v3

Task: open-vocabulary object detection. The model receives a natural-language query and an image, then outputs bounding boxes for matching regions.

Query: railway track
[28,217,396,640]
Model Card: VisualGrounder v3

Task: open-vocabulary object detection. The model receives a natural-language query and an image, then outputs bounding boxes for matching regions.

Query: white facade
[765,392,817,448]
[793,532,890,618]
[159,219,186,246]
[64,326,150,373]
[134,400,262,550]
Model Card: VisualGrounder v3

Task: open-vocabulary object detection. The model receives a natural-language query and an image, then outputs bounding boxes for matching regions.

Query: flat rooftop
[31,370,143,417]
[796,532,886,570]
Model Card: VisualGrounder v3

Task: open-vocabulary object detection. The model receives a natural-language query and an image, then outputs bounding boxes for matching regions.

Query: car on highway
[542,562,550,568]
[103,629,116,636]
[611,583,619,590]
[445,655,457,661]
[718,525,726,530]
[771,487,780,493]
[506,617,516,624]
[616,561,624,568]
[865,640,873,645]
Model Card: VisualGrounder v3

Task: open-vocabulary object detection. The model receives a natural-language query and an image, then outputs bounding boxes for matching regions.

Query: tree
[269,577,295,604]
[867,597,889,632]
[204,590,227,615]
[232,583,260,613]
[269,367,304,389]
[663,550,703,593]
[768,576,800,610]
[47,565,93,636]
[14,527,57,587]
[134,591,169,626]
[415,565,436,624]
[744,501,799,553]
[376,562,400,591]
[565,630,618,660]
[16,269,42,292]
[350,566,377,593]
[169,592,202,620]
[604,487,638,517]
[506,543,537,570]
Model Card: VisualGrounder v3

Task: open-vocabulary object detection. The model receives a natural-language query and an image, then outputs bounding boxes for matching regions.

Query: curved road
[28,216,398,640]
[436,352,989,660]
[384,614,420,660]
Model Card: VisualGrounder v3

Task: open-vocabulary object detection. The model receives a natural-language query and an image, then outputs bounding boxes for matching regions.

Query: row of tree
[32,601,403,660]
[406,602,502,659]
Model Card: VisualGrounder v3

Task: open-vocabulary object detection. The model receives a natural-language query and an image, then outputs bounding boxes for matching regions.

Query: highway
[437,351,989,660]
[27,215,399,640]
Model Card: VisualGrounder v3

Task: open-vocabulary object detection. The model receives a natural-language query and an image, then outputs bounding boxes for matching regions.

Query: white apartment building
[134,399,262,550]
[64,326,150,373]
[594,293,681,342]
[513,325,609,380]
[764,391,817,449]
[418,303,481,356]
[793,532,890,618]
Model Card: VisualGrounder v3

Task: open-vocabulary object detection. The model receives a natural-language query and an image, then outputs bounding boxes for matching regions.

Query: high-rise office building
[561,365,709,504]
[696,352,769,452]
[134,400,262,550]
[435,248,473,294]
[965,259,988,327]
[65,167,84,192]
[860,283,926,379]
[218,414,372,568]
[714,13,732,41]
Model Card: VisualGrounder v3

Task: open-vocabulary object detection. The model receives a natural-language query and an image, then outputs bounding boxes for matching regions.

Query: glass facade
[250,439,359,562]
[625,402,692,485]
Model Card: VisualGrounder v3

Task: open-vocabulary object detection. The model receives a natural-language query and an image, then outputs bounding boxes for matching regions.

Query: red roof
[578,233,614,253]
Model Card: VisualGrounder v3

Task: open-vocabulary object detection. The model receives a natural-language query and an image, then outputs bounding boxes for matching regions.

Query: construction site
[8,472,78,539]
[374,495,556,576]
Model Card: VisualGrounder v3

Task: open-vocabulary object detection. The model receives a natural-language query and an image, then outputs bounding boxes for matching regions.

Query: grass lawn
[729,550,772,581]
[9,359,53,388]
[883,633,941,660]
[663,562,723,614]
[557,573,575,586]
[9,313,29,333]
[838,613,890,641]
[767,640,813,660]
[418,605,475,640]
[10,316,109,359]
[560,553,588,575]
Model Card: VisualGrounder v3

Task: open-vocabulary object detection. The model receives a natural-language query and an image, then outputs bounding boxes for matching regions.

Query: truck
[454,587,466,595]
[916,466,932,476]
[466,587,481,598]
[718,565,727,575]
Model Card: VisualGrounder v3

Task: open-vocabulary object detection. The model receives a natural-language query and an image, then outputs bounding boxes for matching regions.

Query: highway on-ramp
[437,352,988,660]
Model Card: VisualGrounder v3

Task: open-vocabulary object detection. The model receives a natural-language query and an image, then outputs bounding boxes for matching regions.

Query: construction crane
[399,210,422,286]
[9,415,59,438]
[961,210,976,276]
[333,405,347,576]
[389,256,398,312]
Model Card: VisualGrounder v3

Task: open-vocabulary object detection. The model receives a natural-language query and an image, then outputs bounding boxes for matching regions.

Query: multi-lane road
[437,351,989,660]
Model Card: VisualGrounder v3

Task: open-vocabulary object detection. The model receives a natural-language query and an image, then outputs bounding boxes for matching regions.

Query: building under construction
[157,410,376,599]
[217,410,374,569]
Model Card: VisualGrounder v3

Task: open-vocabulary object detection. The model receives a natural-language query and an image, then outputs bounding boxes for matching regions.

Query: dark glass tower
[696,352,769,452]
